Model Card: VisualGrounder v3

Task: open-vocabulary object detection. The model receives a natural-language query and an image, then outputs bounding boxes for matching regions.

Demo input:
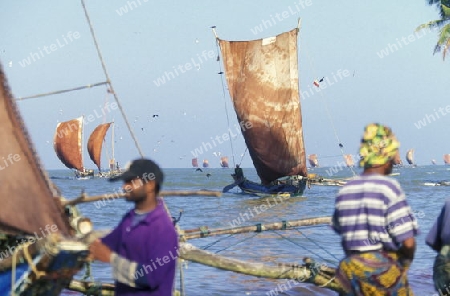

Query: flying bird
[152,114,159,118]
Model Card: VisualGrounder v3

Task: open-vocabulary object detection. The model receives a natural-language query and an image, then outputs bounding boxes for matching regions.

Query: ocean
[53,165,448,296]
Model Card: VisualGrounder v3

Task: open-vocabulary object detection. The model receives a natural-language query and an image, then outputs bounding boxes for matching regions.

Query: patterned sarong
[433,245,450,295]
[335,251,413,296]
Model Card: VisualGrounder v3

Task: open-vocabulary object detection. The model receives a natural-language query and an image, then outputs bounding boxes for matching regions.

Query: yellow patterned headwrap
[359,123,400,168]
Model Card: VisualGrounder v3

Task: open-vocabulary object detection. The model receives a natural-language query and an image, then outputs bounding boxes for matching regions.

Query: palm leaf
[415,19,449,31]
[434,23,450,59]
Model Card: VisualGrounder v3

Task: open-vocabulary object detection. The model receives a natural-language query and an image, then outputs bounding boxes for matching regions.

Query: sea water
[55,165,447,295]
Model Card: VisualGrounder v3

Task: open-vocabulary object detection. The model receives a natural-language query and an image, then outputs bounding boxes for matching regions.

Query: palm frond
[442,2,450,18]
[433,23,450,59]
[428,0,441,5]
[415,19,449,32]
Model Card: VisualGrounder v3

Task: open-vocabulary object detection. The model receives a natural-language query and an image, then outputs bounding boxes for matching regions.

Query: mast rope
[196,223,338,264]
[271,229,337,263]
[212,27,238,168]
[302,40,356,176]
[81,0,143,157]
[291,227,340,261]
[14,81,108,101]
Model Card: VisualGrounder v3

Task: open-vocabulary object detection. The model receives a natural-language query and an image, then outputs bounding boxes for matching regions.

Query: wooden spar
[179,243,344,293]
[68,280,183,296]
[62,190,222,207]
[68,280,115,295]
[180,216,331,240]
[79,229,343,293]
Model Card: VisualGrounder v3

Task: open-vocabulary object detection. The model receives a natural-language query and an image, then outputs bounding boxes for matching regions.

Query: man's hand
[89,239,112,263]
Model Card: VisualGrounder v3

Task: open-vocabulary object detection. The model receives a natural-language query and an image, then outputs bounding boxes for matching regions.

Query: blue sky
[1,0,448,170]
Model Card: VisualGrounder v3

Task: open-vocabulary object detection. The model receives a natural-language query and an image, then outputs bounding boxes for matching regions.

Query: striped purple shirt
[332,174,419,253]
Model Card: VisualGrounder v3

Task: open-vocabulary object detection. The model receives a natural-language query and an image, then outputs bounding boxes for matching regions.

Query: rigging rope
[212,27,238,168]
[81,0,144,157]
[302,41,356,176]
[14,81,108,101]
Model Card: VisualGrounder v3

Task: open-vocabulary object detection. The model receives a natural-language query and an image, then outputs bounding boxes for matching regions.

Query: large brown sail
[218,27,307,184]
[54,117,84,171]
[87,123,111,171]
[0,63,70,236]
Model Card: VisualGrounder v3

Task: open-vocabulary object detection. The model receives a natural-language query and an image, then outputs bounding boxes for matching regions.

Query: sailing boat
[192,158,199,168]
[87,122,121,178]
[393,151,403,166]
[444,154,450,165]
[218,22,307,196]
[0,63,89,295]
[343,154,355,167]
[220,156,229,168]
[406,149,415,166]
[53,117,94,178]
[308,154,319,168]
[202,159,209,168]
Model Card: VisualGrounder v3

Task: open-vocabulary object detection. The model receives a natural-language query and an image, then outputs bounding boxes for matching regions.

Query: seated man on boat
[223,165,245,193]
[232,164,245,183]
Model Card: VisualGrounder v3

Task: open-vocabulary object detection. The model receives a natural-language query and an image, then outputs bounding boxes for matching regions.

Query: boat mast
[111,121,115,172]
[80,115,85,172]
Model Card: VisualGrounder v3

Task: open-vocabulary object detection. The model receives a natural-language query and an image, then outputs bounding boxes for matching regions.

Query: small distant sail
[203,159,209,168]
[192,158,198,167]
[444,154,450,165]
[308,154,319,168]
[343,154,354,167]
[87,122,112,171]
[432,159,437,165]
[406,149,414,165]
[313,77,324,87]
[392,152,403,166]
[220,156,229,168]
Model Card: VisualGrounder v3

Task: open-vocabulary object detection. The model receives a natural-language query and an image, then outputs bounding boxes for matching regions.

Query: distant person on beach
[89,158,178,295]
[331,123,419,295]
[426,199,450,294]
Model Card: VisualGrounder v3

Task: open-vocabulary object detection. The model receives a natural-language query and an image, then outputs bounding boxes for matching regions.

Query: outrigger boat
[218,21,308,197]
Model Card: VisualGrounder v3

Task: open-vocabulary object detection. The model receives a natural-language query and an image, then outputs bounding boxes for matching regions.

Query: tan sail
[218,27,307,184]
[392,151,402,165]
[0,63,70,236]
[220,156,229,168]
[343,154,354,167]
[203,159,209,168]
[87,122,112,171]
[308,154,319,168]
[406,149,414,165]
[53,117,84,171]
[444,154,450,164]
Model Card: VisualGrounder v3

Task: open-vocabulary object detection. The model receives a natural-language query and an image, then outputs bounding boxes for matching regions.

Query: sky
[0,0,448,170]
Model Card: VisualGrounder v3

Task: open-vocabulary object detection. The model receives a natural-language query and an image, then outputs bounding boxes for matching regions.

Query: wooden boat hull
[0,239,88,296]
[235,176,307,197]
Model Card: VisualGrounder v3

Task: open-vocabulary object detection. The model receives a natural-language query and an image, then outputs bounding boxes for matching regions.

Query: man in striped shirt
[332,123,418,295]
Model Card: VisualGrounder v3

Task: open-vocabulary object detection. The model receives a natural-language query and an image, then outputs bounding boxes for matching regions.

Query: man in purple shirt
[426,199,450,294]
[332,123,418,295]
[89,158,179,296]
